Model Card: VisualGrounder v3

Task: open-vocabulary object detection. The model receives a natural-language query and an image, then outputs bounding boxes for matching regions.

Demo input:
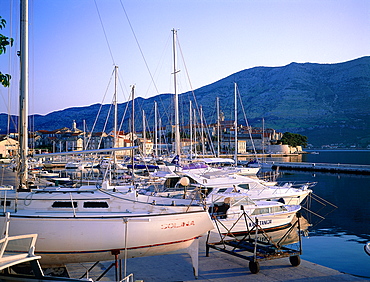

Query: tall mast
[189,101,193,159]
[130,85,135,184]
[159,117,162,156]
[142,110,146,156]
[193,108,198,157]
[18,0,29,189]
[113,66,118,146]
[262,117,265,163]
[154,101,158,157]
[217,97,220,157]
[200,106,205,156]
[113,66,118,166]
[172,29,180,157]
[234,82,237,164]
[83,119,86,150]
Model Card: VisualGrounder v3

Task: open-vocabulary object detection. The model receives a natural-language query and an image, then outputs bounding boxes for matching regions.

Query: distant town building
[0,137,18,158]
[29,119,287,156]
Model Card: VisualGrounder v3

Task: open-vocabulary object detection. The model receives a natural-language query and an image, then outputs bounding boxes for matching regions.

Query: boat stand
[206,212,303,274]
[78,254,122,281]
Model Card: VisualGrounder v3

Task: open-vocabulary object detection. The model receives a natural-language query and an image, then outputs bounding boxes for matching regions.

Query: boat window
[240,198,255,206]
[52,201,77,208]
[164,177,180,188]
[271,206,287,212]
[238,184,250,190]
[251,207,270,215]
[83,202,109,208]
[217,188,227,193]
[0,200,10,207]
[201,186,213,196]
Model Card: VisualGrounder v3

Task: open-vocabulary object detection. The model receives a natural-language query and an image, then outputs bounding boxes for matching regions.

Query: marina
[0,1,368,280]
[1,159,370,281]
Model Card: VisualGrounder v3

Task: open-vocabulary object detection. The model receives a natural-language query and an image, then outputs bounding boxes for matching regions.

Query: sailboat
[0,1,213,275]
[0,186,213,265]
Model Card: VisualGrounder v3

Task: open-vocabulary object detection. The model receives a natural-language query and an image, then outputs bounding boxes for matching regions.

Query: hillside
[1,56,369,148]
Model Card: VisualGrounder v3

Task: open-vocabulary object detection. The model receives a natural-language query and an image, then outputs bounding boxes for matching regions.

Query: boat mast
[130,85,135,185]
[18,0,29,190]
[172,29,181,157]
[113,65,118,165]
[234,83,237,164]
[189,100,193,159]
[83,119,86,150]
[200,106,205,156]
[262,117,265,163]
[159,117,162,156]
[142,110,146,156]
[193,107,198,157]
[217,97,220,157]
[154,101,158,157]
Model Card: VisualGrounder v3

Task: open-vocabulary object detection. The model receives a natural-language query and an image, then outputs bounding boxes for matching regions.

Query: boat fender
[180,177,190,186]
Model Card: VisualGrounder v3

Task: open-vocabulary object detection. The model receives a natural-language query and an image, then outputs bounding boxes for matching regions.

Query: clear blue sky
[0,0,369,116]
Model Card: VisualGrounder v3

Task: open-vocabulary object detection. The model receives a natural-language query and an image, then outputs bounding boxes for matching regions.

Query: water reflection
[273,169,370,278]
[238,155,303,163]
[278,171,370,237]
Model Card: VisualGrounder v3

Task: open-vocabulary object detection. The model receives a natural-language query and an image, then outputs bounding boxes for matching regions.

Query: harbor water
[264,150,370,278]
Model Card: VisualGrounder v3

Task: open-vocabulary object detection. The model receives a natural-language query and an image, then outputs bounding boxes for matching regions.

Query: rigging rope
[93,0,115,65]
[119,0,161,96]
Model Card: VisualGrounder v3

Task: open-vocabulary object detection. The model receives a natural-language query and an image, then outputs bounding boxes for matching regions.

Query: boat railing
[0,232,39,259]
[276,181,317,190]
[120,273,134,282]
[0,213,40,271]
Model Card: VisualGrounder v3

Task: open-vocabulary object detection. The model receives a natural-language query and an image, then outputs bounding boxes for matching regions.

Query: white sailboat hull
[0,187,214,266]
[4,210,212,266]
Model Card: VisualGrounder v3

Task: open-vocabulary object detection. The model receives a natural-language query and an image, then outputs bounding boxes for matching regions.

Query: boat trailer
[206,211,304,274]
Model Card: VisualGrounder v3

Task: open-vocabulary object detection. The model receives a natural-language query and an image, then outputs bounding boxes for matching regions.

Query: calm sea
[263,150,370,278]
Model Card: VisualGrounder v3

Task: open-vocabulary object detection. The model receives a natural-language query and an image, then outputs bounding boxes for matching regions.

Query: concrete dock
[272,162,370,174]
[66,234,368,281]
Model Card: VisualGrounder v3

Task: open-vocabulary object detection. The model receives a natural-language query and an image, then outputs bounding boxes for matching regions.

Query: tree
[0,16,14,87]
[279,132,308,147]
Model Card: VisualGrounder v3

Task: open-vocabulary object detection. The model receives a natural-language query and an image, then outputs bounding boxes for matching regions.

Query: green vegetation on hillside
[278,132,308,147]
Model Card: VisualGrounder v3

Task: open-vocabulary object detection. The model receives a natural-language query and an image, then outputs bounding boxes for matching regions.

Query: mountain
[1,56,369,148]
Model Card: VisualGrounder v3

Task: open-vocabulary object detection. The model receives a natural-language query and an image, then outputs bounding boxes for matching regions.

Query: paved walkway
[66,234,368,281]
